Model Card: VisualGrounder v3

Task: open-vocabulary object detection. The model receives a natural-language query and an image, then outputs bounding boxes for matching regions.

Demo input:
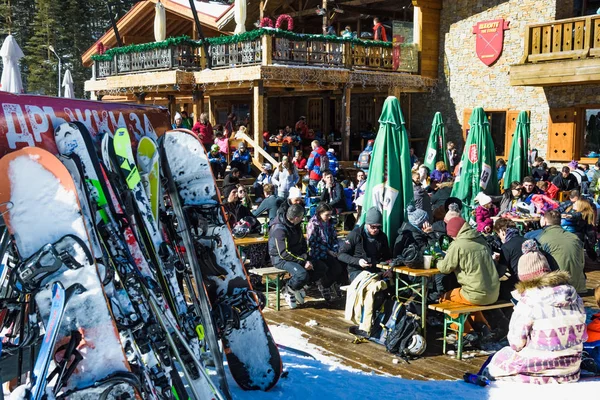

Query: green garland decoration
[91,35,201,61]
[204,28,395,48]
[91,29,407,62]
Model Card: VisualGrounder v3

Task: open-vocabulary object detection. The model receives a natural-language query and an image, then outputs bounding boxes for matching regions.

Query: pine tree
[23,0,59,95]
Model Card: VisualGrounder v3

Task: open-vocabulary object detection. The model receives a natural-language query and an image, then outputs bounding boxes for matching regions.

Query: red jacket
[295,120,309,139]
[307,146,328,181]
[545,181,559,199]
[192,121,214,145]
[293,157,307,170]
[373,22,388,41]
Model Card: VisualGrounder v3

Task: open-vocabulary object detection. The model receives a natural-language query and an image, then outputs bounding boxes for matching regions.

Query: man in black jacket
[338,207,392,282]
[552,166,579,192]
[493,217,526,301]
[320,170,346,213]
[268,204,312,309]
[222,167,240,197]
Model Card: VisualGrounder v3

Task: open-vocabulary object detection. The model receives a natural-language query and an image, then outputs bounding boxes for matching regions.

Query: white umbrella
[154,0,166,42]
[0,35,24,94]
[234,0,247,34]
[62,69,74,98]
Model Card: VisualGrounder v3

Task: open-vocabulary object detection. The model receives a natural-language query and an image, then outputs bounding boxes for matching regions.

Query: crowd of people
[187,106,600,384]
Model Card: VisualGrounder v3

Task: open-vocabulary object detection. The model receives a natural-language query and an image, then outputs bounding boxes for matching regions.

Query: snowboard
[54,122,222,399]
[0,147,132,394]
[160,129,282,391]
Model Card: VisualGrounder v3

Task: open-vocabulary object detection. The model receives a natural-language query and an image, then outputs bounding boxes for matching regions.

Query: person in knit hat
[393,205,435,263]
[484,239,587,384]
[474,191,499,234]
[436,216,500,333]
[338,207,391,282]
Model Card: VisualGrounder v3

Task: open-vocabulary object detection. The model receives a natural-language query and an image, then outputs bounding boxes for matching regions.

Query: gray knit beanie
[365,207,383,225]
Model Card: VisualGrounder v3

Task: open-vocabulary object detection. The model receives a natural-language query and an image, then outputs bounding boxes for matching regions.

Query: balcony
[91,29,419,80]
[510,15,600,86]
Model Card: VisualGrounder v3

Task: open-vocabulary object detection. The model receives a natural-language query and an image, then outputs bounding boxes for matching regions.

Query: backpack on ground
[370,299,426,359]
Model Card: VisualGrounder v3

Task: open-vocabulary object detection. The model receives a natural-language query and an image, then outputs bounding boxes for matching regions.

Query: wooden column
[388,86,402,99]
[341,85,351,161]
[259,0,265,20]
[253,80,265,163]
[167,95,176,119]
[261,34,273,65]
[192,90,204,123]
[135,92,146,104]
[412,0,442,79]
[322,0,328,35]
[208,96,215,125]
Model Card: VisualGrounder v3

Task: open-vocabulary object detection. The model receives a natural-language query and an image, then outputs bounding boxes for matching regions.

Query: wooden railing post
[261,35,272,65]
[344,42,352,69]
[520,25,531,64]
[199,45,207,69]
[584,16,593,58]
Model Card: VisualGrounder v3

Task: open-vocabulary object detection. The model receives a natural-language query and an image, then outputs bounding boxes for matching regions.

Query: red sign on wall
[472,19,510,66]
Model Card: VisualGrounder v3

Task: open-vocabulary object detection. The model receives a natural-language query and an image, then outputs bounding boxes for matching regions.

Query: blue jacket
[327,152,339,176]
[208,151,226,165]
[232,149,252,164]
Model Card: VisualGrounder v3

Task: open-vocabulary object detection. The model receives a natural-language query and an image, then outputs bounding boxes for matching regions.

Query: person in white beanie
[172,112,184,129]
[474,192,498,234]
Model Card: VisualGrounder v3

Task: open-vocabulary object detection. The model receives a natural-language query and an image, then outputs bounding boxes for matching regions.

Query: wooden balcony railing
[521,15,600,63]
[94,44,202,78]
[91,30,419,79]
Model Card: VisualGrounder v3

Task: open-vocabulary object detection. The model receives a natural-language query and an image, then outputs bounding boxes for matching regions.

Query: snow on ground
[228,324,600,400]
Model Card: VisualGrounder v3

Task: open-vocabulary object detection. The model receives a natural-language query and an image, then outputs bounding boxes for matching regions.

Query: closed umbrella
[423,112,449,172]
[451,107,499,217]
[62,69,74,98]
[234,0,247,34]
[359,96,414,246]
[0,35,24,94]
[503,111,530,189]
[154,0,166,42]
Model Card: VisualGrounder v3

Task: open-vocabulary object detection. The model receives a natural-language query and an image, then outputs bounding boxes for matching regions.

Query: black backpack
[370,299,424,358]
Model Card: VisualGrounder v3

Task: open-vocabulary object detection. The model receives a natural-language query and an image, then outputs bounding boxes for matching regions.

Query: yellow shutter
[548,108,576,161]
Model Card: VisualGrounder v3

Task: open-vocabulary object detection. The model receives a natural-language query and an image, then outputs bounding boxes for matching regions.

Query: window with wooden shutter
[307,98,323,132]
[462,108,512,157]
[548,108,576,161]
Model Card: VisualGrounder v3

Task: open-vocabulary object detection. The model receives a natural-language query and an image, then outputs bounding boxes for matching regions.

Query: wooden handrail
[233,131,279,169]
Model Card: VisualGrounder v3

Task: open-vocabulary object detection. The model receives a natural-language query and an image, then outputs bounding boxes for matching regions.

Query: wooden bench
[248,267,287,311]
[428,301,514,360]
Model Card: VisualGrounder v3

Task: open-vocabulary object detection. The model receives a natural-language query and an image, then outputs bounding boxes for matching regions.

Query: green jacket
[437,223,500,305]
[537,225,586,293]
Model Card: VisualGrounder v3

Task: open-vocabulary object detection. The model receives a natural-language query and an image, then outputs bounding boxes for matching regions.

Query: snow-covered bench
[249,267,287,311]
[428,301,513,360]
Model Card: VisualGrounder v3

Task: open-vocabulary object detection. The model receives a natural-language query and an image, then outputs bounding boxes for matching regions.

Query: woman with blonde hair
[561,199,595,241]
[430,161,451,183]
[272,156,299,200]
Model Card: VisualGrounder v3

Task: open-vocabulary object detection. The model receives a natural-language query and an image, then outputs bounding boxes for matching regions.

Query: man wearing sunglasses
[338,207,392,283]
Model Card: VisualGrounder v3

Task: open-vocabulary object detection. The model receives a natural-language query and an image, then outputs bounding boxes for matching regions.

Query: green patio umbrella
[359,96,414,246]
[503,111,530,189]
[423,112,449,172]
[451,107,499,217]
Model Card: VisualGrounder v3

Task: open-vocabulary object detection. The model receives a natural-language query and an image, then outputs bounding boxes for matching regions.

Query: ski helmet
[406,334,426,356]
[232,219,251,239]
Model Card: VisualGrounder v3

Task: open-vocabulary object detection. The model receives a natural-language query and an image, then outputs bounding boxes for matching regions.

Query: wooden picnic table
[234,234,268,251]
[377,264,440,337]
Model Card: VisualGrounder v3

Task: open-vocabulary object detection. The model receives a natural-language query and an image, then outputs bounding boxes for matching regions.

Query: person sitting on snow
[484,240,587,384]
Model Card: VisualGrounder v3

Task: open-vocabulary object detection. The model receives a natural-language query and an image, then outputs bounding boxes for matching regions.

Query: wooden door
[548,108,576,161]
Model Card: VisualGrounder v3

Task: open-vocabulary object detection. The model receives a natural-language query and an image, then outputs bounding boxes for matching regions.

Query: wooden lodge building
[82,0,437,162]
[83,0,600,166]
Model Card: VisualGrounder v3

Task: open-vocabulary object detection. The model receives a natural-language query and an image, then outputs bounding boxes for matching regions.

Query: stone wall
[410,0,600,163]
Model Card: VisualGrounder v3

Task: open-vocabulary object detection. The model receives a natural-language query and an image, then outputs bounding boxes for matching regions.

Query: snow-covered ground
[229,324,600,400]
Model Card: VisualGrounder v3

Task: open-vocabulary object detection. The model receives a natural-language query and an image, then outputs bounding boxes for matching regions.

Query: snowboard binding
[9,235,92,294]
[212,288,267,336]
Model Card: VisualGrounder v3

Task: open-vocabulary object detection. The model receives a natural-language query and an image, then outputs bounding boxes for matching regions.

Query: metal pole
[58,59,61,97]
[188,0,212,68]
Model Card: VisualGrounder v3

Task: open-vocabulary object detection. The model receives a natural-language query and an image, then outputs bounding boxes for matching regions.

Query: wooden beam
[342,85,351,160]
[336,0,388,5]
[253,80,265,164]
[286,8,320,18]
[192,90,204,123]
[234,130,279,168]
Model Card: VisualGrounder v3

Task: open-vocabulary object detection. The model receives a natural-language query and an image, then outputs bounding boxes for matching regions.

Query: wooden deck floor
[262,269,600,381]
